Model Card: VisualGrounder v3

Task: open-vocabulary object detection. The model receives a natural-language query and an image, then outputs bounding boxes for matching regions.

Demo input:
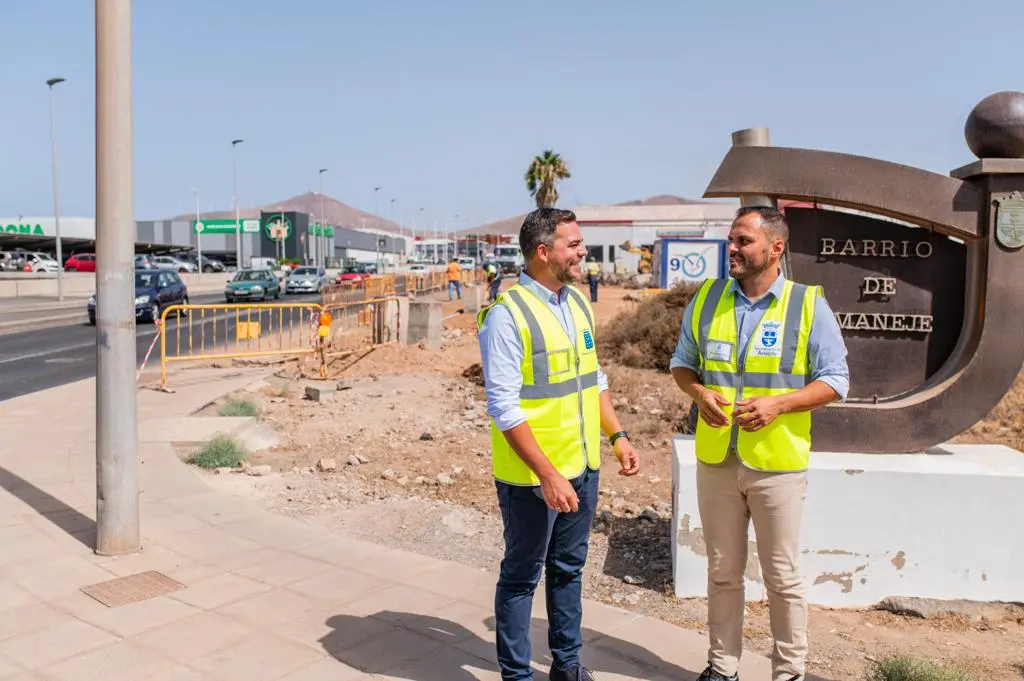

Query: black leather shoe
[549,663,596,681]
[696,664,738,681]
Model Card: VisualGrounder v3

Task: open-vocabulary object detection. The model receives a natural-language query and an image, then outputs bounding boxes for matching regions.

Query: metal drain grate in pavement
[80,570,185,608]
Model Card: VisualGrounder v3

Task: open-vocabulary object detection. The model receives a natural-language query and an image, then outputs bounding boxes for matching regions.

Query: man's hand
[613,438,640,476]
[695,387,731,428]
[540,473,579,513]
[733,395,783,431]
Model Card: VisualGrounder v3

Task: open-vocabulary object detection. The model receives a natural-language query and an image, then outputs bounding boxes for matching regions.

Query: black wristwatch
[609,431,629,446]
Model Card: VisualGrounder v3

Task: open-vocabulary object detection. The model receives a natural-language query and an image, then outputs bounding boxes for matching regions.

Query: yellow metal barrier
[159,302,324,389]
[158,298,405,389]
[321,296,401,361]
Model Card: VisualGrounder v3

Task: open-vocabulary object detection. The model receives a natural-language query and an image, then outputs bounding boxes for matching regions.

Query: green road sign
[309,223,335,237]
[192,219,259,235]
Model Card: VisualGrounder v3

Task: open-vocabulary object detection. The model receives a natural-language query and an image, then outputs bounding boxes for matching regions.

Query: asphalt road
[0,292,321,402]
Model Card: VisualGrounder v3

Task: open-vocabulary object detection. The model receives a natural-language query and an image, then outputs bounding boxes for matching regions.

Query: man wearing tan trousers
[670,206,850,681]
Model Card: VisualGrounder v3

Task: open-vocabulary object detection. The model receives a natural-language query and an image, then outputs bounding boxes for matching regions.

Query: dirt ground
[188,283,1024,681]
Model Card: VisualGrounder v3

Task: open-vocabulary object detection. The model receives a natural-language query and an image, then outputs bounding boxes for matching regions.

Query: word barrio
[702,90,1024,453]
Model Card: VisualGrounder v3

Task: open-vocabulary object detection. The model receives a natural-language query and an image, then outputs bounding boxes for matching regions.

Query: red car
[64,253,97,272]
[335,265,376,284]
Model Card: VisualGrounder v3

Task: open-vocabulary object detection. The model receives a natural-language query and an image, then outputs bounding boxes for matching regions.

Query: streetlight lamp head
[319,168,328,174]
[46,77,65,87]
[232,138,244,146]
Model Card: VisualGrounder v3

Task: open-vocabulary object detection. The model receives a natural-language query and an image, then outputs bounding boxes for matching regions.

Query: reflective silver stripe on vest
[702,369,807,391]
[698,278,731,361]
[505,289,548,384]
[520,370,599,399]
[564,286,594,332]
[779,283,809,373]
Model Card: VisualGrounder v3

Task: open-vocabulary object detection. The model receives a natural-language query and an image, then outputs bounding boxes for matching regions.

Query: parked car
[335,264,376,284]
[0,252,28,272]
[64,253,96,272]
[184,254,225,273]
[87,269,189,325]
[27,253,61,272]
[224,268,281,302]
[151,255,197,273]
[285,266,329,294]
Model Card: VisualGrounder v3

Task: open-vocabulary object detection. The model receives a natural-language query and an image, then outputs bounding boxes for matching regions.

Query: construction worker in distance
[486,260,503,303]
[477,207,641,681]
[446,256,462,301]
[669,205,849,681]
[585,257,600,303]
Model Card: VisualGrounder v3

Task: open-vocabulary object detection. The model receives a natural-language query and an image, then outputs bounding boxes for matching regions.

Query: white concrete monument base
[671,435,1024,608]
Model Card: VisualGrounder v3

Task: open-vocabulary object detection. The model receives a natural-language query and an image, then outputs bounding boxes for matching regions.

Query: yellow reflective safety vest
[690,277,820,472]
[477,283,602,486]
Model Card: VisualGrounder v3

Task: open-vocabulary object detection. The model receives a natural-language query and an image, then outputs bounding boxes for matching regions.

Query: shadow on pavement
[319,610,701,680]
[0,465,96,548]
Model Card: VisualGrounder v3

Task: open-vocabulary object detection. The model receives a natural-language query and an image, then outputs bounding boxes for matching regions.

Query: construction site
[134,269,1024,681]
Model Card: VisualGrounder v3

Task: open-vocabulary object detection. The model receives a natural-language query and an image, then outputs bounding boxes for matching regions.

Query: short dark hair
[519,208,577,259]
[735,205,789,243]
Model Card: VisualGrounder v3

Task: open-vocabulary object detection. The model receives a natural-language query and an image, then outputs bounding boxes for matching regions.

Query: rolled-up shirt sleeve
[669,297,701,374]
[808,292,851,401]
[478,303,527,432]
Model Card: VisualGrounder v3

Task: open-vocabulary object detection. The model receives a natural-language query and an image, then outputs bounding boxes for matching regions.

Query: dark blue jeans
[494,467,599,680]
[588,279,598,302]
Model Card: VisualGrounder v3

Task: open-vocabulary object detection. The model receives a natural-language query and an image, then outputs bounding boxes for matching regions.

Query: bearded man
[670,206,850,681]
[477,207,641,681]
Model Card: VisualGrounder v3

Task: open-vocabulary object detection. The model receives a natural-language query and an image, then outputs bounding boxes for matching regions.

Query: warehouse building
[0,192,406,269]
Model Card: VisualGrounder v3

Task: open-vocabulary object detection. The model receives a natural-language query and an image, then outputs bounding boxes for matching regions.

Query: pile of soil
[599,283,699,372]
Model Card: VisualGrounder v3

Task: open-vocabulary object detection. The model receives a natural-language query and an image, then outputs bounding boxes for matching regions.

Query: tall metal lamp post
[46,77,66,301]
[318,168,328,268]
[231,138,244,268]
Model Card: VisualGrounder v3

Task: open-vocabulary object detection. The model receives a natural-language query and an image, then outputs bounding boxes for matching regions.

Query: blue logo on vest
[760,329,777,347]
[582,329,594,350]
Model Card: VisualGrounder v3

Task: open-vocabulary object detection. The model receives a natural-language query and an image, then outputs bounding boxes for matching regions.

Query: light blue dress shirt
[479,272,609,432]
[669,272,851,400]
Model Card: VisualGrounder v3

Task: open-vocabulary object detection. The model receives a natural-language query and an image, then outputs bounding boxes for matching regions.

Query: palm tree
[525,150,571,208]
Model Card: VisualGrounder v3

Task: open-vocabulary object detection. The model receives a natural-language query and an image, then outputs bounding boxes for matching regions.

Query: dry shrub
[599,282,699,372]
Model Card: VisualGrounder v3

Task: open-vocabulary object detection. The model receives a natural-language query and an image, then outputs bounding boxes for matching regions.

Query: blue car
[87,269,190,325]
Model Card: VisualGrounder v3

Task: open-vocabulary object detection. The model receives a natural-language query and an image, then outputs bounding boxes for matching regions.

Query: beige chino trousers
[696,452,808,681]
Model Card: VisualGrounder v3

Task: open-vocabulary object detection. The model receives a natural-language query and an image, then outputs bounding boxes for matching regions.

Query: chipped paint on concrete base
[671,436,1024,607]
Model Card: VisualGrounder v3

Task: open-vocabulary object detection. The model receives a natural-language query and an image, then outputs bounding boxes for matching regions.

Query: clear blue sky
[1,0,1018,229]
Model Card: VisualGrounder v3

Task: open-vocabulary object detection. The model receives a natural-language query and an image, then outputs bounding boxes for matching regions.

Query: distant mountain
[166,191,404,234]
[613,194,711,206]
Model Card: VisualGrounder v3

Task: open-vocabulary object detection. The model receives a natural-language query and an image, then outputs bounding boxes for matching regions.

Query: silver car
[285,266,328,294]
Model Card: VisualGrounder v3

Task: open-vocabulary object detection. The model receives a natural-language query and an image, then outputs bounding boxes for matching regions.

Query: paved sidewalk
[0,368,788,681]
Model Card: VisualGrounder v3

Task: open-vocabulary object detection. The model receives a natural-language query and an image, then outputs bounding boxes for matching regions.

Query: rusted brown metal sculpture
[702,92,1024,453]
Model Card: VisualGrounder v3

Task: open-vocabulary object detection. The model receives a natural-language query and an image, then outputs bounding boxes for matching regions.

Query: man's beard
[550,260,578,285]
[730,252,769,279]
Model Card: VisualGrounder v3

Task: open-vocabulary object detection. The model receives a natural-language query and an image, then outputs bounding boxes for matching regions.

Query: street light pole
[94,0,139,556]
[46,76,66,301]
[319,168,327,268]
[373,186,381,270]
[231,138,244,268]
[193,187,202,273]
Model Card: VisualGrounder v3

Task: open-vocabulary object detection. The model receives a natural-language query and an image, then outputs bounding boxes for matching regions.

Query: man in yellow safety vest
[477,207,641,681]
[670,206,850,681]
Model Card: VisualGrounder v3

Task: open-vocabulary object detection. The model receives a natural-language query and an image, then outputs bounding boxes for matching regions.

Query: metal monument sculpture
[701,91,1024,453]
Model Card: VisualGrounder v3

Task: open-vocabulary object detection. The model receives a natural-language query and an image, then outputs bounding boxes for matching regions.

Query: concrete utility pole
[231,138,244,268]
[95,0,140,556]
[46,77,66,301]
